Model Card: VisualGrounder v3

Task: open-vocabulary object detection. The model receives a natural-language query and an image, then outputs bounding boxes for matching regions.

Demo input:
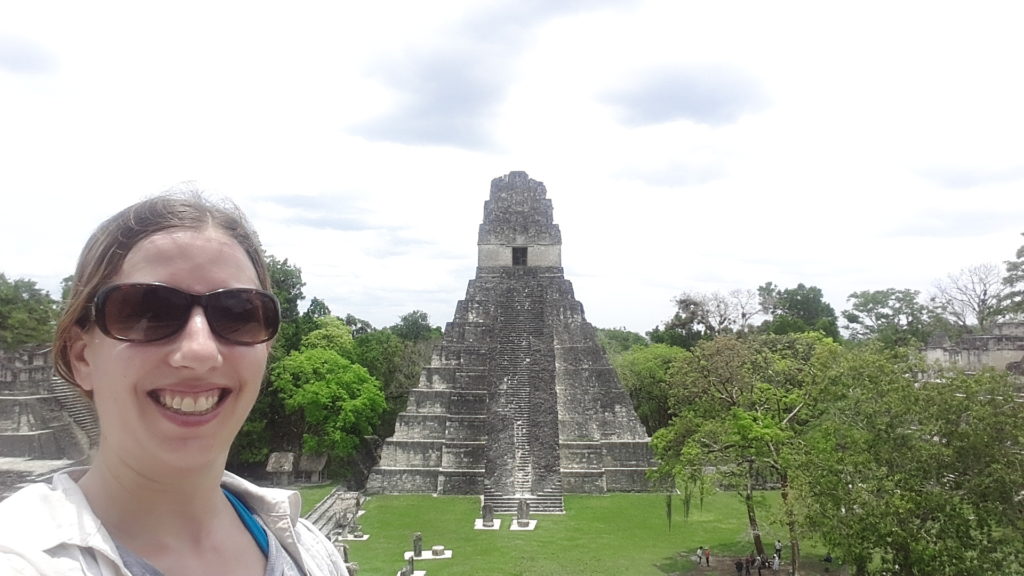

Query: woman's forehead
[116,228,259,288]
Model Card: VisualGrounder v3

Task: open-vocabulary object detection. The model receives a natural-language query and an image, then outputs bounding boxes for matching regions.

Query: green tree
[0,273,59,349]
[612,343,686,435]
[646,297,716,350]
[267,256,305,321]
[596,327,648,359]
[352,328,436,438]
[793,346,1024,575]
[300,316,355,361]
[267,256,307,356]
[60,274,74,303]
[652,333,840,569]
[270,348,385,460]
[646,316,706,349]
[233,256,330,466]
[1004,232,1024,317]
[759,282,841,341]
[343,313,375,337]
[302,297,332,322]
[352,329,405,389]
[231,302,362,466]
[389,310,441,342]
[648,291,750,350]
[842,288,933,347]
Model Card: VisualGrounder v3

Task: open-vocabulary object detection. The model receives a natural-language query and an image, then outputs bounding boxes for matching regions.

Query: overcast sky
[2,1,1023,335]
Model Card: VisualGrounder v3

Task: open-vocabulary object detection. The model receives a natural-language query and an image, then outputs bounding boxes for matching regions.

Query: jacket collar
[218,471,310,569]
[0,467,124,567]
[0,467,312,574]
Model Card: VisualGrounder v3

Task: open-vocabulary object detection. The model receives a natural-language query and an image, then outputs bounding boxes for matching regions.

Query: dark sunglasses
[92,283,281,345]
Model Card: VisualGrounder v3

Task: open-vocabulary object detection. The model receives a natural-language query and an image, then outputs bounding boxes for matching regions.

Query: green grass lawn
[331,491,838,576]
[298,484,339,516]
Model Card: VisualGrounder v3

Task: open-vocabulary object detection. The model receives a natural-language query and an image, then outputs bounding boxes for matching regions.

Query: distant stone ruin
[367,171,653,513]
[0,345,98,497]
[924,322,1024,376]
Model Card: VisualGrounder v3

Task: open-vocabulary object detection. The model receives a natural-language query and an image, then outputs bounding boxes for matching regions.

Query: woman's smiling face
[70,227,271,474]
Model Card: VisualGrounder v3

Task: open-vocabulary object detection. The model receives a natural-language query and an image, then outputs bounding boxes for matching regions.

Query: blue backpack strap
[223,488,270,557]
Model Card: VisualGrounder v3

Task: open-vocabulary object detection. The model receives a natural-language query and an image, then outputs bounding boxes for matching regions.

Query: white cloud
[2,0,1024,334]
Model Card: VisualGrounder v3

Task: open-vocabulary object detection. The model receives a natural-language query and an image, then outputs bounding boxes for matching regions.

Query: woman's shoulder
[0,477,95,574]
[0,480,68,544]
[292,518,348,576]
[0,470,108,555]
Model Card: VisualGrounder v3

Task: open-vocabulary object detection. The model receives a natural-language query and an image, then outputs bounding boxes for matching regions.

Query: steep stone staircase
[47,377,99,447]
[483,278,564,513]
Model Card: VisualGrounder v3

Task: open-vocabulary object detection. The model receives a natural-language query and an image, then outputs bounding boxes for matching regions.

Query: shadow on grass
[654,551,695,575]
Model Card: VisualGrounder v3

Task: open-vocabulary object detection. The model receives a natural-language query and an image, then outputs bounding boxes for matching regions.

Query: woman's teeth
[157,391,221,414]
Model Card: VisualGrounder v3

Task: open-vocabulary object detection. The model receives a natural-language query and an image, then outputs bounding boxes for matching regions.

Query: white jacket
[0,468,348,576]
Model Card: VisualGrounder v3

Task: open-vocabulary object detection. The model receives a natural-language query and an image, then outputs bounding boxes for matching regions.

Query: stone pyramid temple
[366,172,652,512]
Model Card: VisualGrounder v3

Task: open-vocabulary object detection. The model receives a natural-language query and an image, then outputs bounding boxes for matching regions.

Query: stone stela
[403,531,452,563]
[474,502,501,530]
[367,171,654,515]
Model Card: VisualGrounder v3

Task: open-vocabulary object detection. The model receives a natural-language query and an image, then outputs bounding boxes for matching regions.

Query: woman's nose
[169,306,223,370]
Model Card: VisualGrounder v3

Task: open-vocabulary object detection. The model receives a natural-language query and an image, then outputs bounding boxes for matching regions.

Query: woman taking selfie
[0,191,348,575]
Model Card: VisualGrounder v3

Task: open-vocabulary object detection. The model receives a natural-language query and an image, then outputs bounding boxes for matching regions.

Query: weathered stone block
[561,469,606,493]
[419,367,455,389]
[449,391,487,414]
[444,415,487,440]
[378,440,444,468]
[559,442,604,470]
[439,470,484,493]
[0,431,60,458]
[369,468,439,493]
[605,468,654,492]
[406,390,450,414]
[602,440,654,468]
[441,442,485,468]
[393,414,448,440]
[455,370,490,391]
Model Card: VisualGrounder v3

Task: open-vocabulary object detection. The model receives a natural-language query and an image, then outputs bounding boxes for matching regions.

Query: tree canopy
[842,288,933,347]
[596,327,649,358]
[300,316,355,361]
[651,332,840,566]
[355,315,443,438]
[930,262,1011,333]
[792,347,1024,575]
[651,333,1024,574]
[388,310,441,342]
[270,348,386,459]
[0,273,59,349]
[1004,233,1024,317]
[759,282,841,341]
[612,343,686,435]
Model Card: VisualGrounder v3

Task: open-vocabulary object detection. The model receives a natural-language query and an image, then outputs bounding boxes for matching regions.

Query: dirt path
[674,554,847,576]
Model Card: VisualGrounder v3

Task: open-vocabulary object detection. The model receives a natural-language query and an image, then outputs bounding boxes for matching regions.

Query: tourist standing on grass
[775,539,783,560]
[0,190,348,575]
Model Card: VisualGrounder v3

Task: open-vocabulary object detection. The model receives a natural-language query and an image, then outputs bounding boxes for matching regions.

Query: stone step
[47,379,99,445]
[481,494,565,514]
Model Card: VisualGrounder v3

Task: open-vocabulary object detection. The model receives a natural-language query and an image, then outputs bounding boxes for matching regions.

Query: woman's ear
[68,326,96,392]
